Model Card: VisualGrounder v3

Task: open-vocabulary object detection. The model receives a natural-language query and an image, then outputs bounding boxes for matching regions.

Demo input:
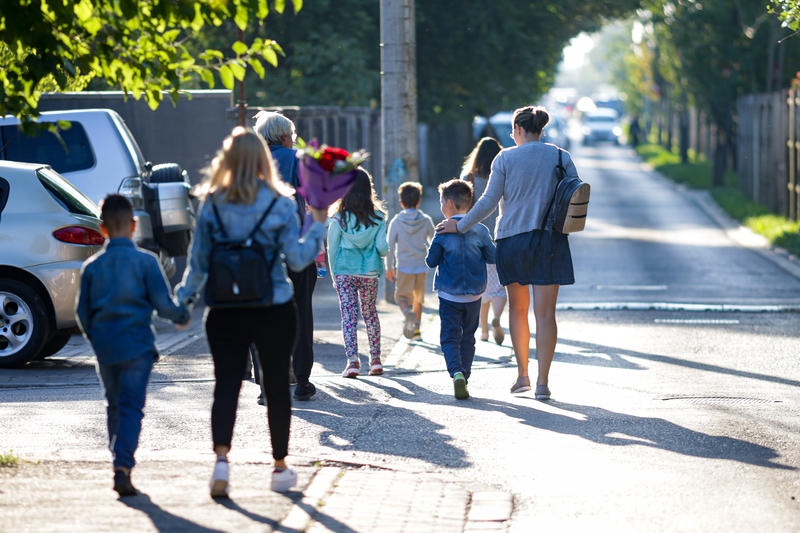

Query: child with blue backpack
[327,169,388,378]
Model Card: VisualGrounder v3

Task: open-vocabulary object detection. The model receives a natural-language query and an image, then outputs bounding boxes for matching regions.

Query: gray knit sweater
[457,141,578,240]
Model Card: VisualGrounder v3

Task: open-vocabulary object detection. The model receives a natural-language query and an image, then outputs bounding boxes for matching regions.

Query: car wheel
[0,280,52,367]
[34,331,73,360]
[150,163,186,184]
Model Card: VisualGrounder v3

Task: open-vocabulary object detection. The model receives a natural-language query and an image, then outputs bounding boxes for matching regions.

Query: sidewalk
[0,192,519,532]
[0,299,517,533]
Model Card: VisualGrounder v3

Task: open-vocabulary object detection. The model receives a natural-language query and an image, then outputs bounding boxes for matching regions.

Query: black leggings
[206,302,297,460]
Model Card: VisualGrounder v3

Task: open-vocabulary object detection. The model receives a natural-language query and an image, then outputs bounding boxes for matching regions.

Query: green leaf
[262,47,278,67]
[232,41,248,55]
[249,57,265,78]
[219,64,234,89]
[204,49,224,60]
[292,0,303,13]
[257,0,269,19]
[275,0,286,14]
[199,67,215,88]
[234,6,248,31]
[163,29,181,42]
[74,0,93,21]
[229,61,246,81]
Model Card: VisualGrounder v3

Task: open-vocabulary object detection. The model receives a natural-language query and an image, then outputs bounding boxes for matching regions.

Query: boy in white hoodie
[385,182,436,339]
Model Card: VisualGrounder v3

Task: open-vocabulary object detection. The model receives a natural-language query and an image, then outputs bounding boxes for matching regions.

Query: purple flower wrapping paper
[297,156,358,209]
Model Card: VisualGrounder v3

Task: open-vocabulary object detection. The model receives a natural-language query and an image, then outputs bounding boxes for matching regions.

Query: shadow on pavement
[554,335,800,387]
[292,380,470,468]
[361,377,795,471]
[121,492,225,533]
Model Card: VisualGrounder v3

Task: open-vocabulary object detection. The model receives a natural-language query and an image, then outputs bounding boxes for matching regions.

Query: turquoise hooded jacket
[327,212,388,277]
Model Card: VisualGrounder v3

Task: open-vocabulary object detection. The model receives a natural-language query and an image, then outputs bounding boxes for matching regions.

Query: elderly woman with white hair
[253,111,319,403]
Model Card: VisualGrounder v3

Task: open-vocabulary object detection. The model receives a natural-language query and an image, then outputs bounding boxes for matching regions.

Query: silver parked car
[0,161,103,367]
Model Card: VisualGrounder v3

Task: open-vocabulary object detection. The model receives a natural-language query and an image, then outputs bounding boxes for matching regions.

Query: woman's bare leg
[532,284,559,386]
[479,301,490,340]
[506,283,531,379]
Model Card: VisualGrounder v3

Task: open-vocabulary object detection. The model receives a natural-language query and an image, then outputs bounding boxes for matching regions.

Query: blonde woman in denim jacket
[176,127,328,496]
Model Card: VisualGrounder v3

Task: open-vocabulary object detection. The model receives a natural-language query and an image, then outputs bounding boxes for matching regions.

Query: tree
[190,0,642,123]
[616,1,800,185]
[771,0,800,29]
[0,0,302,124]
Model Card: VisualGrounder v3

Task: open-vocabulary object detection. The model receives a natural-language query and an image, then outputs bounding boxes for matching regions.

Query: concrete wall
[38,91,236,185]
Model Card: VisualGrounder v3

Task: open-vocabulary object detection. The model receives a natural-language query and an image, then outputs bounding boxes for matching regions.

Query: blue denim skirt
[496,229,574,286]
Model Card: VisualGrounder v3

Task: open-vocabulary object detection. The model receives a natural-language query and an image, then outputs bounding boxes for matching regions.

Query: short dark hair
[398,181,422,208]
[438,179,473,210]
[100,194,134,234]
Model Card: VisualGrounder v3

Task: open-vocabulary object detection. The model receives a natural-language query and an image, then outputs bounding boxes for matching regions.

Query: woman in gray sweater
[438,106,578,400]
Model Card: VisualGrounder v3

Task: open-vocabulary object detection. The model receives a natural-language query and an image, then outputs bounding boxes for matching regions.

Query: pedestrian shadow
[292,380,470,468]
[360,377,795,471]
[214,498,290,530]
[552,335,800,387]
[120,492,225,532]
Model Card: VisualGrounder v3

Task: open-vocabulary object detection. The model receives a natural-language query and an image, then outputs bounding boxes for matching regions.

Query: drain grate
[660,396,779,405]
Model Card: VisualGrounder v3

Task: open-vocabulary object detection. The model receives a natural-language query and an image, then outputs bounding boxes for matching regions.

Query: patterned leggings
[335,275,381,362]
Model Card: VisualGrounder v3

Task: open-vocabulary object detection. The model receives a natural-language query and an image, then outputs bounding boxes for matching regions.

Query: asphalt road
[1,142,799,531]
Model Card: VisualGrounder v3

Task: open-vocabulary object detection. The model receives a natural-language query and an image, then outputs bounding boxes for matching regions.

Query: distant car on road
[0,162,104,367]
[581,108,622,145]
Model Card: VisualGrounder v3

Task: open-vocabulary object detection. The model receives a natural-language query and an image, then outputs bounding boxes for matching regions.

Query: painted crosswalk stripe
[654,319,740,324]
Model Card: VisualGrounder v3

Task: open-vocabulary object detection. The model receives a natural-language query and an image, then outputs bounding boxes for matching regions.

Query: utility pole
[380,0,418,212]
[381,0,418,303]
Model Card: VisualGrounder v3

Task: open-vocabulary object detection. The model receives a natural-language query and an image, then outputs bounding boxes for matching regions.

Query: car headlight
[613,126,622,136]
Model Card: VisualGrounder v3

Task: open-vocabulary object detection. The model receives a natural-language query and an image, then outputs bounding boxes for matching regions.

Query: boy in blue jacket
[426,179,496,399]
[76,195,190,496]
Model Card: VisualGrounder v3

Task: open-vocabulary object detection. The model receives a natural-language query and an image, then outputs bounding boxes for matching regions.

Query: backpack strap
[210,201,229,239]
[540,147,565,230]
[246,196,280,241]
[210,195,279,242]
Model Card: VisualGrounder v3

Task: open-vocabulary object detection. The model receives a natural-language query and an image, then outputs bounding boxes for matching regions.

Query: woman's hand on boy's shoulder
[436,218,458,234]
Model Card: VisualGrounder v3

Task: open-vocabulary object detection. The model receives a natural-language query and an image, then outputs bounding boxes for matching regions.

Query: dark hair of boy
[438,179,473,211]
[337,168,386,230]
[100,194,134,234]
[398,181,422,208]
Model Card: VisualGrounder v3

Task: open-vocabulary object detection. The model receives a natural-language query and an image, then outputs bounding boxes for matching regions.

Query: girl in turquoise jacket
[327,169,388,378]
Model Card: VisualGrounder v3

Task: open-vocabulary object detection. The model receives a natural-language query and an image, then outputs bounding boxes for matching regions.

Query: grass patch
[637,144,800,258]
[0,450,20,467]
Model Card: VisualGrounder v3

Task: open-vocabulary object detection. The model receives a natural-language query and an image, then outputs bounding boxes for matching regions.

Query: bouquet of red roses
[295,139,369,209]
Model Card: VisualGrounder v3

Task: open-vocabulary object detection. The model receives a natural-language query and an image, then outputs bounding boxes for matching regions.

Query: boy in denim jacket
[76,195,190,496]
[426,179,496,399]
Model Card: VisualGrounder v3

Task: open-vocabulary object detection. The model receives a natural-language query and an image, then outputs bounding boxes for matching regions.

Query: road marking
[595,285,668,291]
[558,302,800,312]
[654,319,740,324]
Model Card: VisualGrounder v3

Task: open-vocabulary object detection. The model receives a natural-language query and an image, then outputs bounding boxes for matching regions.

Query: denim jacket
[425,215,496,296]
[76,238,190,365]
[176,185,324,306]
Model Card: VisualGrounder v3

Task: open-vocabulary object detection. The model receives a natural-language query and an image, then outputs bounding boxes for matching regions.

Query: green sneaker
[453,372,469,400]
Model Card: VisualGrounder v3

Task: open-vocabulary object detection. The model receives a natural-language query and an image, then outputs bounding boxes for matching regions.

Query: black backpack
[541,148,590,234]
[205,197,279,308]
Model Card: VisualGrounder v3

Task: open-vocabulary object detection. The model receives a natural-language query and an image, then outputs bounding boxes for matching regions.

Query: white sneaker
[271,468,297,492]
[210,459,229,498]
